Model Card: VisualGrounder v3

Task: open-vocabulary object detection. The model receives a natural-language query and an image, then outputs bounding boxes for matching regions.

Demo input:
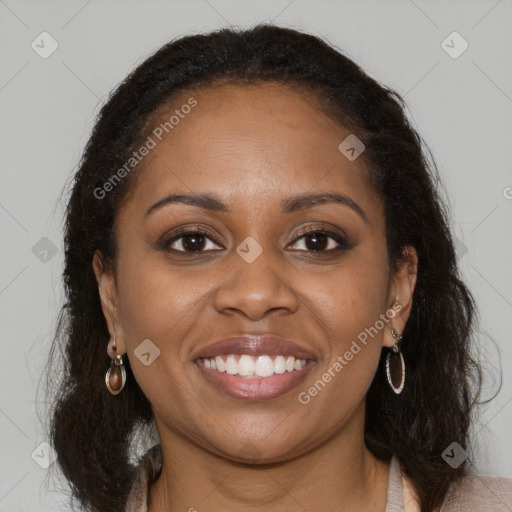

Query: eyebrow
[145,192,369,223]
[282,192,369,223]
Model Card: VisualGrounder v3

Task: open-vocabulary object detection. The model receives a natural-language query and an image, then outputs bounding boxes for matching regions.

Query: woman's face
[95,83,416,462]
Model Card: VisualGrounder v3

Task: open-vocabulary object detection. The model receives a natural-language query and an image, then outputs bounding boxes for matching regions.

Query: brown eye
[162,229,222,253]
[289,229,349,252]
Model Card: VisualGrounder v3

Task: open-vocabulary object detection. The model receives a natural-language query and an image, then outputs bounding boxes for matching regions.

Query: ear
[382,245,418,348]
[92,250,126,355]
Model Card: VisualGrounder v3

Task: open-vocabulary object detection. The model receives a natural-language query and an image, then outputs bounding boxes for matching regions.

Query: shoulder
[440,473,512,511]
[124,444,163,512]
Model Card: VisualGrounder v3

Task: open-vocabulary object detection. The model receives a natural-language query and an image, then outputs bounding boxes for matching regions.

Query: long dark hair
[43,24,483,512]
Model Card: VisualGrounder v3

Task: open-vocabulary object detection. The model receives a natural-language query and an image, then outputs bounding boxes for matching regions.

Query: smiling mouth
[195,354,315,400]
[192,335,317,400]
[198,354,309,378]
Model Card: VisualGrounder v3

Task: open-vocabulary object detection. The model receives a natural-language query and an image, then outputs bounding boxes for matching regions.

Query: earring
[386,327,405,394]
[105,332,126,395]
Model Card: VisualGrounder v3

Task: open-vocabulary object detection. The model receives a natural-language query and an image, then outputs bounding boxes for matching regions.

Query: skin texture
[93,83,418,512]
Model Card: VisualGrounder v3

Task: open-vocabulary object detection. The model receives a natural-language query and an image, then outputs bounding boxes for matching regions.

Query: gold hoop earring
[386,327,405,394]
[105,332,126,395]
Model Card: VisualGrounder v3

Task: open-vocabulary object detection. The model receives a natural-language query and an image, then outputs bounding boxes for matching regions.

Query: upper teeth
[201,354,307,377]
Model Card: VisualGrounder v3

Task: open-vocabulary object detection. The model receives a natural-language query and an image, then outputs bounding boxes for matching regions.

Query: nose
[212,246,299,322]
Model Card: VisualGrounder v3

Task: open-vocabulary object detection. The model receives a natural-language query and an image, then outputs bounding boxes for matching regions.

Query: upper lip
[192,335,316,361]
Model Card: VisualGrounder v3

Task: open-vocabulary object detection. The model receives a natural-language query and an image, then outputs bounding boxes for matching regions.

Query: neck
[148,412,390,512]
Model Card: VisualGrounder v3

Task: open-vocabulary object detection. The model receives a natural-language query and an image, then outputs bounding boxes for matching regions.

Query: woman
[46,24,512,511]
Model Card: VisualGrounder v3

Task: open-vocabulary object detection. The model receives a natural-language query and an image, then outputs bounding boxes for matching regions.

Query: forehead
[122,83,380,219]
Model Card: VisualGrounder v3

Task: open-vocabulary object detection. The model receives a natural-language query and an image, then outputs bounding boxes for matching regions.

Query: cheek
[115,261,202,422]
[312,250,389,345]
[114,253,198,392]
[114,246,237,394]
[117,252,200,342]
[303,251,389,398]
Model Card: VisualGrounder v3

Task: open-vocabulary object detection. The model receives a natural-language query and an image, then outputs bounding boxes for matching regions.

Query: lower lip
[195,359,315,400]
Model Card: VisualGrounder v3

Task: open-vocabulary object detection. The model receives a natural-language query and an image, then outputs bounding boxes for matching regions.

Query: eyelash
[160,226,351,255]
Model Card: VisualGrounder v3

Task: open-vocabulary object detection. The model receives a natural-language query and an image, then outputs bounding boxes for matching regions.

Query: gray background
[1,0,511,510]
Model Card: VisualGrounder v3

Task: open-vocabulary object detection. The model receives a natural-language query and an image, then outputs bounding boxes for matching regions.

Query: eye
[160,226,351,254]
[288,228,350,253]
[162,228,223,253]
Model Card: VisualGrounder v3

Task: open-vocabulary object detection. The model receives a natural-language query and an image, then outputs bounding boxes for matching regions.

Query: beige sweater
[125,444,512,511]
